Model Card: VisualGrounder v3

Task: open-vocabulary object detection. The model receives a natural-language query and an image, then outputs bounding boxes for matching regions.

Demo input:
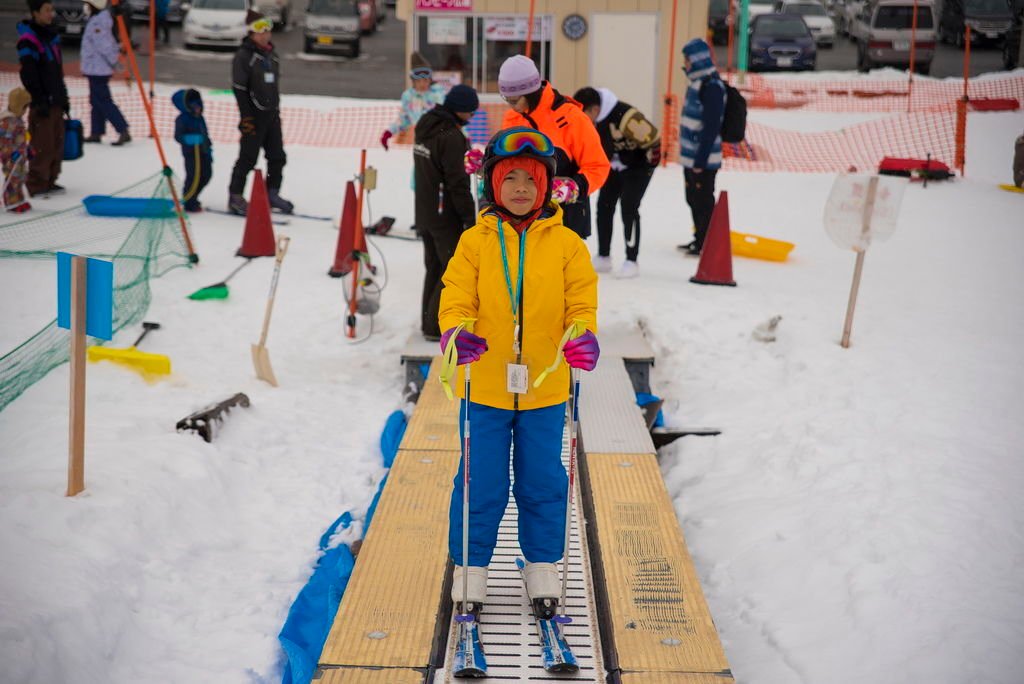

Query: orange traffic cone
[328,181,358,278]
[236,170,276,258]
[690,191,736,287]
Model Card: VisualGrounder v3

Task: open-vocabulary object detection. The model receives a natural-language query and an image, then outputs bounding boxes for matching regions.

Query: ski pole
[556,365,581,624]
[453,318,477,623]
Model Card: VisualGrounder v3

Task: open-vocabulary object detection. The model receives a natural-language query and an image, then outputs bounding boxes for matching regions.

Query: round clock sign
[562,14,587,41]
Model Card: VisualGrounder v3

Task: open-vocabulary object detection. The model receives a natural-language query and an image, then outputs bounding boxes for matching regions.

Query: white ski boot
[523,561,561,619]
[452,565,489,614]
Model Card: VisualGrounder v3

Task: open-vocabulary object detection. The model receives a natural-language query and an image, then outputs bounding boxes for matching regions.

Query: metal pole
[907,0,918,113]
[525,0,536,60]
[737,0,750,83]
[461,362,471,614]
[727,0,736,75]
[557,368,581,620]
[111,0,198,263]
[661,0,680,168]
[149,0,155,137]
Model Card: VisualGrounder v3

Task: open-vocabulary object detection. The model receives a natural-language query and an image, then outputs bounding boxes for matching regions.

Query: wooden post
[840,177,878,348]
[67,256,87,496]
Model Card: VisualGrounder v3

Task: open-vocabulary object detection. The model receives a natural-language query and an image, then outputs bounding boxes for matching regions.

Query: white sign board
[483,16,552,42]
[433,70,463,88]
[428,17,467,45]
[823,174,906,251]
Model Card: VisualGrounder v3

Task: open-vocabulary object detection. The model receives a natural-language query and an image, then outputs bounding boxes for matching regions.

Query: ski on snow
[203,209,333,223]
[203,208,290,225]
[516,558,580,674]
[451,605,488,678]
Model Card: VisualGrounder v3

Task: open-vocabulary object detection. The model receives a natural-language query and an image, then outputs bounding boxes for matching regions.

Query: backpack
[703,78,747,144]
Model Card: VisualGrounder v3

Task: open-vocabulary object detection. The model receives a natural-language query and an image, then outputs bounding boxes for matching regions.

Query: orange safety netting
[1,72,1019,175]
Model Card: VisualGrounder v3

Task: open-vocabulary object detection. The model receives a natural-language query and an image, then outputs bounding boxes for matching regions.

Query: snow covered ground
[1,94,1022,683]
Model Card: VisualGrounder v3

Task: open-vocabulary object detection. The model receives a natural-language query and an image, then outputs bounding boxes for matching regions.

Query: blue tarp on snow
[278,409,408,684]
[636,392,665,427]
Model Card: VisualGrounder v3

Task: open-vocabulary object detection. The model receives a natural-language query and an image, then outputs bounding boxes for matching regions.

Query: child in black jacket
[172,88,212,212]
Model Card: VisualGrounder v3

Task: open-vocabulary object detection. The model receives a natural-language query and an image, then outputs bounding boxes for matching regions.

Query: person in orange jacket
[498,55,609,239]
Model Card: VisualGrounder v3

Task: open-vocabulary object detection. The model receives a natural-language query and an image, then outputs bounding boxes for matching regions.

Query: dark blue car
[748,13,817,71]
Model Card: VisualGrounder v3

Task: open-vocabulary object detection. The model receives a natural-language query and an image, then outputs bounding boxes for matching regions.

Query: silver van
[303,0,361,56]
[849,0,937,73]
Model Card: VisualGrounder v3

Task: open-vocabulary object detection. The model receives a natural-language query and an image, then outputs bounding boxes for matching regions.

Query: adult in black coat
[574,87,660,279]
[17,0,69,196]
[228,10,293,215]
[413,84,479,340]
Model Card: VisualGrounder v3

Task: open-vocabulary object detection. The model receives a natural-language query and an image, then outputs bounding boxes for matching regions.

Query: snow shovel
[87,321,171,377]
[251,236,290,387]
[188,258,254,300]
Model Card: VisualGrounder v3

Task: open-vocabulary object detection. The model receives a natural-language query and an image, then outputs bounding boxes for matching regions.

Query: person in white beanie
[499,55,609,240]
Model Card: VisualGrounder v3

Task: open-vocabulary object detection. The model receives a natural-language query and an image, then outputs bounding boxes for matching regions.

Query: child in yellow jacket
[438,127,599,616]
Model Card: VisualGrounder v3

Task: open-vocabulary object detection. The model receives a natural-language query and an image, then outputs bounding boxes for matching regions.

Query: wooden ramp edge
[317,359,457,677]
[579,357,734,683]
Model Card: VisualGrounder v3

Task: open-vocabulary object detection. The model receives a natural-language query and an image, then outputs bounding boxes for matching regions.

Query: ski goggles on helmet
[410,67,433,80]
[250,17,273,33]
[490,128,554,159]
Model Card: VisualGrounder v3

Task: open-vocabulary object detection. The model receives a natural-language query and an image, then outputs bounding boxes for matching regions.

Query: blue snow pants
[87,76,128,138]
[448,401,568,567]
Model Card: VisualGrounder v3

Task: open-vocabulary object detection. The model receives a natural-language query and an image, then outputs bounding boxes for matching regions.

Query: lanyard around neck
[497,217,527,329]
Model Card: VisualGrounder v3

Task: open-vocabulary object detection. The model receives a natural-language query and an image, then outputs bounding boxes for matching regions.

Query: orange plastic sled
[730,231,795,262]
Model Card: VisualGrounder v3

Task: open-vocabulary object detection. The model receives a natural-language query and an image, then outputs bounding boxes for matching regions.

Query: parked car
[935,0,1014,46]
[748,13,818,70]
[253,0,292,29]
[776,0,838,46]
[304,0,361,56]
[128,0,185,23]
[355,0,385,33]
[708,0,735,45]
[848,0,937,73]
[51,0,87,42]
[183,0,249,49]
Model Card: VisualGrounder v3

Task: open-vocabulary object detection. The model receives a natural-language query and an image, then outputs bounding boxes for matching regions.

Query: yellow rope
[532,318,588,389]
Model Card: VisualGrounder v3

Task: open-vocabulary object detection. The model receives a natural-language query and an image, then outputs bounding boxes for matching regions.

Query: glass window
[307,0,358,15]
[417,16,474,88]
[192,0,247,9]
[784,3,828,15]
[754,16,811,36]
[414,15,552,94]
[874,5,934,28]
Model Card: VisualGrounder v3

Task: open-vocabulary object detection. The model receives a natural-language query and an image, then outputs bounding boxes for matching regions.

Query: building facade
[395,0,709,129]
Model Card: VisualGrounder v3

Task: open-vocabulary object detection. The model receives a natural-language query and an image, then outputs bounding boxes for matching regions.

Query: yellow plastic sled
[998,184,1023,194]
[730,231,796,262]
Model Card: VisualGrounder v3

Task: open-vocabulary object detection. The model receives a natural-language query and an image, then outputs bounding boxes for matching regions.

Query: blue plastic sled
[83,195,176,218]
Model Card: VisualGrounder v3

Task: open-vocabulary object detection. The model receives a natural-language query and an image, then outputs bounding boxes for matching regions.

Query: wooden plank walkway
[315,327,733,683]
[578,345,734,683]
